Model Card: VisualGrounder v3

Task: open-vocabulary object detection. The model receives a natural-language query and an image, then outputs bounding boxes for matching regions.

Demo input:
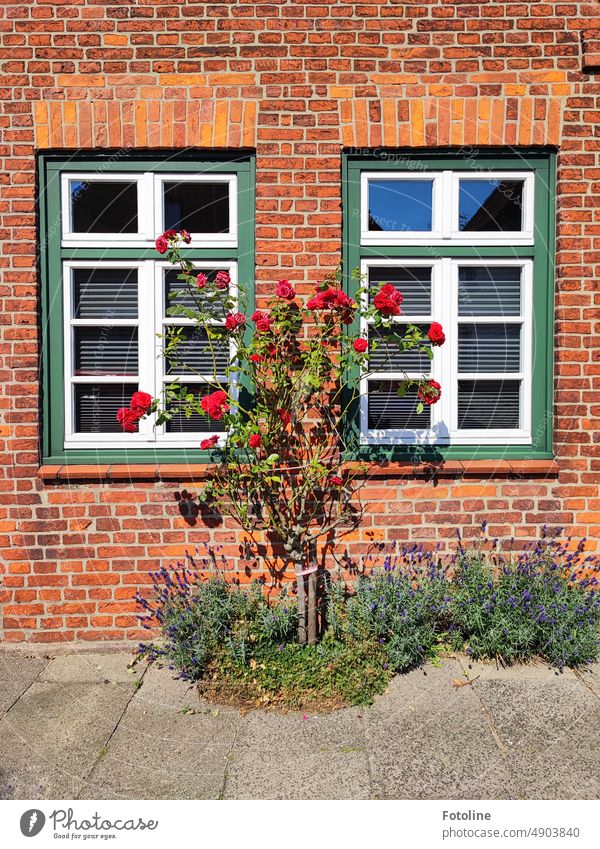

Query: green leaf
[416,401,424,414]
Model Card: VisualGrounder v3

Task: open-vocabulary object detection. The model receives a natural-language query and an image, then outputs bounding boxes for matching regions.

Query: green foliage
[137,533,600,710]
[450,537,600,668]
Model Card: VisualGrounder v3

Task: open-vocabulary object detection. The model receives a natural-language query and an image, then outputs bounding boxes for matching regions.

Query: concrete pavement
[0,651,598,800]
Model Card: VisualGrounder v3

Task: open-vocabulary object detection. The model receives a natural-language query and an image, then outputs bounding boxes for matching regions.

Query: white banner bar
[0,799,598,849]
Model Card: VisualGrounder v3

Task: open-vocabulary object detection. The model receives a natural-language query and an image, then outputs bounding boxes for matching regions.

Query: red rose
[155,235,169,255]
[277,408,291,425]
[252,310,272,333]
[249,353,263,364]
[116,407,140,433]
[427,322,445,346]
[276,279,296,301]
[163,229,177,239]
[225,311,247,331]
[180,229,191,244]
[353,338,368,353]
[130,391,152,416]
[248,433,262,449]
[329,475,343,486]
[200,389,230,420]
[373,283,403,317]
[214,270,231,290]
[196,272,208,289]
[200,435,220,450]
[417,379,442,406]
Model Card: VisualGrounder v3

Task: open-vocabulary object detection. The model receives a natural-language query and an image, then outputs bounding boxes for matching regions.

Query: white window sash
[60,171,237,249]
[153,172,237,248]
[153,260,238,446]
[63,259,238,449]
[360,169,535,247]
[359,257,533,446]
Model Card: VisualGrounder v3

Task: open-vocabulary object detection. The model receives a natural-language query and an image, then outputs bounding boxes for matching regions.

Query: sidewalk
[0,651,598,800]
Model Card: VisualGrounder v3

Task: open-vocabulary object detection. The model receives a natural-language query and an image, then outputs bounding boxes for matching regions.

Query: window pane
[165,386,225,434]
[458,266,521,317]
[369,326,430,373]
[368,266,431,315]
[367,179,433,232]
[368,381,431,430]
[458,380,520,429]
[165,327,229,375]
[458,179,524,232]
[73,268,138,320]
[75,383,137,433]
[164,268,229,319]
[163,181,229,233]
[74,327,138,376]
[70,180,138,234]
[458,324,521,373]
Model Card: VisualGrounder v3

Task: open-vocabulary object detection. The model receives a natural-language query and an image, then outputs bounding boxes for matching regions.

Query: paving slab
[0,681,136,799]
[574,663,600,701]
[79,666,239,800]
[471,675,600,800]
[39,651,141,684]
[224,706,370,800]
[364,660,516,800]
[0,655,49,716]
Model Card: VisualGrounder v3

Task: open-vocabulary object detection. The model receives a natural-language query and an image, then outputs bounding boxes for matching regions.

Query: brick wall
[1,0,599,644]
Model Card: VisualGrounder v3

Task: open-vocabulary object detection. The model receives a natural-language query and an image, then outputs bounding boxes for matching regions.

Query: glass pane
[459,179,524,232]
[75,383,137,433]
[164,268,229,319]
[74,326,138,376]
[73,268,138,320]
[70,180,138,234]
[368,381,431,430]
[458,266,521,317]
[369,326,430,373]
[458,324,521,373]
[165,326,229,375]
[368,266,431,316]
[367,179,433,232]
[163,181,229,233]
[165,386,225,434]
[458,380,520,429]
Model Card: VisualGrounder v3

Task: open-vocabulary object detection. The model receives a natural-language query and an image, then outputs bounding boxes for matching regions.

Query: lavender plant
[450,529,600,668]
[343,545,452,672]
[135,531,600,707]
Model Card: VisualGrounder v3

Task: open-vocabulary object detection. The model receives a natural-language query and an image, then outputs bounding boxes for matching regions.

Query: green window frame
[342,150,555,462]
[39,152,255,465]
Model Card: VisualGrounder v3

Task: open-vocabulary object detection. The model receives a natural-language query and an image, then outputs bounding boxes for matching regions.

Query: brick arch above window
[33,99,258,150]
[337,96,564,150]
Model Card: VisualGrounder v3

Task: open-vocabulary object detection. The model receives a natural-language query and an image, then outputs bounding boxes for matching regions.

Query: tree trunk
[296,564,307,645]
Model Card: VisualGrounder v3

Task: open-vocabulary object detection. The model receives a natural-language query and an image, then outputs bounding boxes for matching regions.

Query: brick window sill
[37,459,560,484]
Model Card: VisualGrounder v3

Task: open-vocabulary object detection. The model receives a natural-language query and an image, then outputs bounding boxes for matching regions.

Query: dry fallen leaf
[452,675,480,689]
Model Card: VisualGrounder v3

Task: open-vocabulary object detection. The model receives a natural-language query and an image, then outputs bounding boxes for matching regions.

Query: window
[344,153,554,457]
[40,155,254,463]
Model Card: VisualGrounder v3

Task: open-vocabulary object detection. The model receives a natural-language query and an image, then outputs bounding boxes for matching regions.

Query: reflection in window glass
[459,179,524,232]
[70,181,138,233]
[163,181,229,233]
[458,380,520,429]
[458,324,521,373]
[458,266,521,316]
[74,326,138,376]
[367,179,433,232]
[75,383,138,433]
[73,268,138,320]
[368,266,431,315]
[368,381,431,430]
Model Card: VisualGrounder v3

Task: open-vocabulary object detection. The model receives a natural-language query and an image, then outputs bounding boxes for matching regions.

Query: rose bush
[120,228,445,643]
